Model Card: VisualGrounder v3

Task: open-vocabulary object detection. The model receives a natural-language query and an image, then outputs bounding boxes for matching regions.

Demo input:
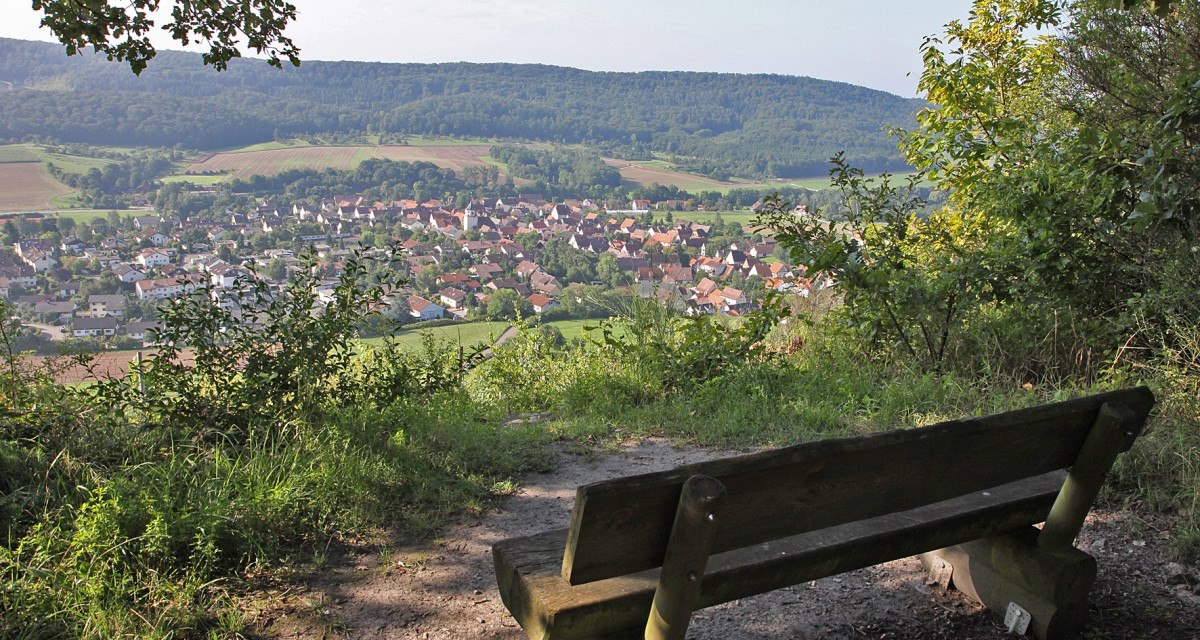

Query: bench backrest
[562,387,1154,585]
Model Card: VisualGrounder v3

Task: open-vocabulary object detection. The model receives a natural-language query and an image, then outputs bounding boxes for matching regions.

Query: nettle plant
[94,246,405,432]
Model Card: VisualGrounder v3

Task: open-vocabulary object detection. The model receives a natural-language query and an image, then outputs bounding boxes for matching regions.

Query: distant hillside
[0,37,920,179]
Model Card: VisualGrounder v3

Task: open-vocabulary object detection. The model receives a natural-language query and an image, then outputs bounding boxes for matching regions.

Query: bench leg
[644,474,727,640]
[922,527,1097,640]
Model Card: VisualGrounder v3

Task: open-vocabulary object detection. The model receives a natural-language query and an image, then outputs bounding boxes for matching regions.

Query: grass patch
[401,134,498,147]
[47,193,86,209]
[671,210,760,226]
[159,173,226,185]
[230,140,311,153]
[43,210,142,223]
[542,318,601,342]
[37,152,116,174]
[360,321,510,351]
[0,145,39,163]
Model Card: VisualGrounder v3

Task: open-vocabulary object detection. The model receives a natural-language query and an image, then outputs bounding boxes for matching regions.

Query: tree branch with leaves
[32,0,301,74]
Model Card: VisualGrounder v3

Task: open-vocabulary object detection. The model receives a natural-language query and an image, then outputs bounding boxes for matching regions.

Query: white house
[406,295,444,321]
[22,249,57,273]
[125,319,163,342]
[112,263,147,283]
[208,262,247,288]
[527,293,559,314]
[136,248,172,270]
[135,276,199,301]
[438,287,467,310]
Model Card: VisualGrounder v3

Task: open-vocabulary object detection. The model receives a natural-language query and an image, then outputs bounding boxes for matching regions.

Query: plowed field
[0,163,73,212]
[602,158,737,191]
[183,146,365,179]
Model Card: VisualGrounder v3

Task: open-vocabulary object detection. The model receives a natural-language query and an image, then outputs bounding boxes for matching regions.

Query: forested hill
[0,37,920,178]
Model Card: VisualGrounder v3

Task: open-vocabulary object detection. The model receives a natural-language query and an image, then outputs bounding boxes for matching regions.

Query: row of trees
[489,144,622,194]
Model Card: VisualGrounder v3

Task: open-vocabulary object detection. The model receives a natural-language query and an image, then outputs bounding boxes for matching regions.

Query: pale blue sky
[0,1,975,96]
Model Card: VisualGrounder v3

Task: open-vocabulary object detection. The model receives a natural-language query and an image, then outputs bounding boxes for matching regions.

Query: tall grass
[0,336,553,638]
[468,300,1198,561]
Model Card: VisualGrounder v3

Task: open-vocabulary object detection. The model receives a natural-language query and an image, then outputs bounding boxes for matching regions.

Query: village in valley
[1,194,818,350]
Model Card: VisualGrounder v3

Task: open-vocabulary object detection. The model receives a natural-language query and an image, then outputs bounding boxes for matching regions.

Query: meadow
[360,320,510,351]
[602,157,735,191]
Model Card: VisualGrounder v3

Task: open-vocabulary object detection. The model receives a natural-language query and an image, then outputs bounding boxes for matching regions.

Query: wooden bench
[492,387,1155,640]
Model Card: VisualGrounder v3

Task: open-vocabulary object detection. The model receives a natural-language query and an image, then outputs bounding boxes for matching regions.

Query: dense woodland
[0,37,918,179]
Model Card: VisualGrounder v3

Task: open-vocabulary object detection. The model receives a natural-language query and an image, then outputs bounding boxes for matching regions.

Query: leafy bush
[0,248,556,638]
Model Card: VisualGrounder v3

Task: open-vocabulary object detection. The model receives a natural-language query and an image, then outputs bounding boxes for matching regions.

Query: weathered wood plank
[561,387,1152,585]
[496,472,1065,640]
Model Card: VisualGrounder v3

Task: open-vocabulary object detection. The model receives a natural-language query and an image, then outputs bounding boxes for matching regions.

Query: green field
[0,145,39,163]
[542,318,631,343]
[43,209,145,223]
[543,318,599,342]
[30,146,123,173]
[234,140,312,152]
[670,210,760,226]
[158,173,227,185]
[360,321,511,351]
[401,134,500,147]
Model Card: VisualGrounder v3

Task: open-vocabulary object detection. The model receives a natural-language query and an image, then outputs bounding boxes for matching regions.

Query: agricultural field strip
[0,145,40,163]
[183,144,501,179]
[0,163,75,212]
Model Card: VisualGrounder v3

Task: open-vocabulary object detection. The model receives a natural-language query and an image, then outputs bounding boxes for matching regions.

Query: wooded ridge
[0,37,919,179]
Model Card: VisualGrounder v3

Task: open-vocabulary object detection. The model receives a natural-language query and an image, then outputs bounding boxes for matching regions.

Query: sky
[0,1,975,97]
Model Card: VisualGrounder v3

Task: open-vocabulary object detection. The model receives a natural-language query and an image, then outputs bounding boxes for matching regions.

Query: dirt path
[251,439,1199,639]
[473,324,519,362]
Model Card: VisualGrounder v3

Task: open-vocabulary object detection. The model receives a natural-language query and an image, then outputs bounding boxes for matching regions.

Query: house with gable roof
[406,295,445,321]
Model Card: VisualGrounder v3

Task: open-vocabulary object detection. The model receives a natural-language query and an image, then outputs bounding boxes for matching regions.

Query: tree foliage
[32,0,300,74]
[764,0,1200,378]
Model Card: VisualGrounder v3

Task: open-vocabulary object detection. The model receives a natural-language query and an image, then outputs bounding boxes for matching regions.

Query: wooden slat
[495,473,1066,640]
[562,387,1153,585]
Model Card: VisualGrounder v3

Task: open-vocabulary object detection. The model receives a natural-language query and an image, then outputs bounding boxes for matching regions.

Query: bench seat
[494,472,1065,640]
